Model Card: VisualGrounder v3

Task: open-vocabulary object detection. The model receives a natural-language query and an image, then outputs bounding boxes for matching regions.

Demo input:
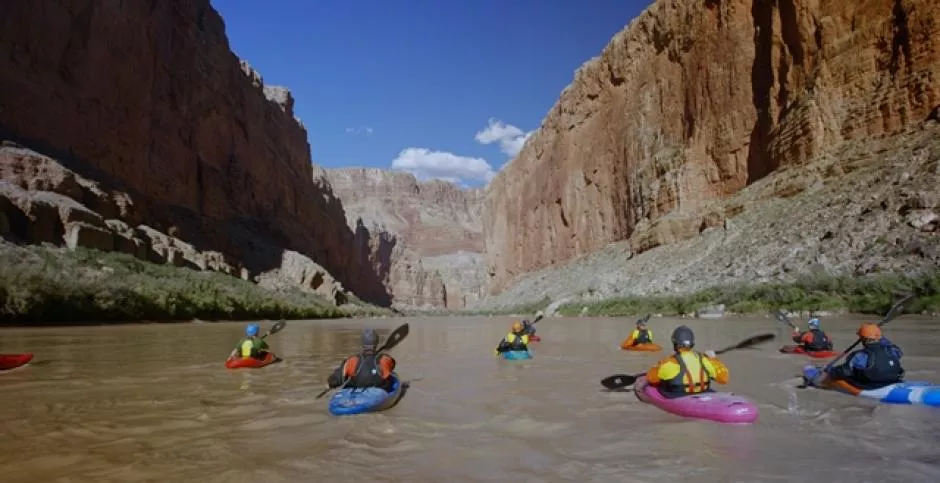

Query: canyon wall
[0,0,389,304]
[483,0,940,294]
[326,168,486,309]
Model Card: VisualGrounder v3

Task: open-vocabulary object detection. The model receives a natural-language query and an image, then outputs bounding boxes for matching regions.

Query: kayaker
[496,322,530,353]
[326,328,397,391]
[623,318,654,347]
[822,323,904,389]
[791,318,833,352]
[230,323,270,360]
[645,325,729,398]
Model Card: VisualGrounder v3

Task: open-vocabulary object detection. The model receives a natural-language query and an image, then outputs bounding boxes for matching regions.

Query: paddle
[227,320,287,359]
[600,332,777,390]
[315,323,410,399]
[772,309,798,331]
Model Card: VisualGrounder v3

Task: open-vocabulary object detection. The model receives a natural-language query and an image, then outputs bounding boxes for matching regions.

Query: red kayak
[0,353,34,371]
[779,345,838,359]
[225,352,278,369]
[529,335,541,342]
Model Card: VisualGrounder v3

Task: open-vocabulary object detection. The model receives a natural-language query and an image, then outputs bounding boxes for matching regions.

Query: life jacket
[803,329,832,351]
[342,353,389,388]
[851,344,904,389]
[634,329,652,344]
[661,351,711,396]
[240,339,256,358]
[505,332,528,350]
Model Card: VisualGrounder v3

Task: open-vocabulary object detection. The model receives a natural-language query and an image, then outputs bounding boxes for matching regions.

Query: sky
[211,0,653,187]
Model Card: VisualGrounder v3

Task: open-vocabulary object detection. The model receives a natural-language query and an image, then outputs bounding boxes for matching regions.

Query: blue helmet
[808,318,820,329]
[246,323,260,337]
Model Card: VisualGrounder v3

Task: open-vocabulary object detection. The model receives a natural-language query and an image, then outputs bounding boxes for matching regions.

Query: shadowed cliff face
[326,168,486,309]
[0,0,390,305]
[483,0,940,295]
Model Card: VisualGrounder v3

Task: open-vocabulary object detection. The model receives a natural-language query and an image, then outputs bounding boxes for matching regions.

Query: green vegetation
[0,243,391,325]
[555,272,940,317]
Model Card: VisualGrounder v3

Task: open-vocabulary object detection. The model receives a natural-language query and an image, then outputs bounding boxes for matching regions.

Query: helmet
[808,318,820,329]
[671,325,695,348]
[857,323,881,341]
[245,323,259,337]
[361,328,379,348]
[512,322,524,332]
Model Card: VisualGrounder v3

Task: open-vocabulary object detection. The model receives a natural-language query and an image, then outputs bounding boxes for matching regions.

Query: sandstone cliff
[0,0,388,305]
[483,0,940,296]
[326,168,486,309]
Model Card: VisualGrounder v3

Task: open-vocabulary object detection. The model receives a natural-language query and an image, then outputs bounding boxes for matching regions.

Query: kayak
[633,375,759,424]
[499,350,532,360]
[801,366,940,407]
[0,353,33,371]
[528,335,542,342]
[225,352,278,369]
[328,373,404,416]
[779,345,838,358]
[621,342,663,352]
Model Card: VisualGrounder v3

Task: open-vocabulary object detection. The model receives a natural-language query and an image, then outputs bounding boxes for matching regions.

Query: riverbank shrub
[554,271,940,317]
[0,243,389,325]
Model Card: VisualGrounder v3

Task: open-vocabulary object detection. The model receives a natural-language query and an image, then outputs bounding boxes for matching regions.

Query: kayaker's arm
[827,352,865,380]
[327,361,347,388]
[703,356,729,384]
[377,354,396,378]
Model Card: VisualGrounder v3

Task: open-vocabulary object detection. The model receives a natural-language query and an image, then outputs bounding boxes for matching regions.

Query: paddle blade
[267,320,287,336]
[377,323,410,353]
[600,374,641,390]
[532,310,544,324]
[639,313,651,324]
[878,293,914,327]
[715,332,776,355]
[772,310,796,329]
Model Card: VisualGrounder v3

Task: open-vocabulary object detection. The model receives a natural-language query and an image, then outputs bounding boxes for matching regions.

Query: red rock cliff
[483,0,940,294]
[0,0,388,304]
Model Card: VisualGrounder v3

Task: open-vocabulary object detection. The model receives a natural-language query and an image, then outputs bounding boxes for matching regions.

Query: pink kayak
[633,376,759,424]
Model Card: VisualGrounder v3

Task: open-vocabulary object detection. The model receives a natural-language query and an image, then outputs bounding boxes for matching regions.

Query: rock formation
[326,168,486,309]
[0,0,388,305]
[483,0,940,295]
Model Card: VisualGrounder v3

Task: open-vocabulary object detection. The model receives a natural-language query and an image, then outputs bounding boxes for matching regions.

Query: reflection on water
[1,315,939,482]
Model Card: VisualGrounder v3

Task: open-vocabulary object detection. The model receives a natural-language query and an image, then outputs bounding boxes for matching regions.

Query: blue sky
[212,0,652,187]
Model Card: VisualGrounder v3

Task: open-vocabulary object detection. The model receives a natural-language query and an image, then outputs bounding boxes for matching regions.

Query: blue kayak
[499,350,532,360]
[802,366,940,407]
[328,373,404,416]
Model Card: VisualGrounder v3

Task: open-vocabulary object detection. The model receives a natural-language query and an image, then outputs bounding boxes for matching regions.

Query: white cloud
[474,118,534,157]
[391,148,496,186]
[345,126,374,136]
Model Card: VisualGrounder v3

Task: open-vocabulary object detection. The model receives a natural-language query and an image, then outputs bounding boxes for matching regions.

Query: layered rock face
[0,0,388,304]
[326,168,486,309]
[483,0,940,294]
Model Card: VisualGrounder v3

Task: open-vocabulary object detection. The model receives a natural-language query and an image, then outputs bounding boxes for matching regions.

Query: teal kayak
[499,350,532,360]
[328,373,404,416]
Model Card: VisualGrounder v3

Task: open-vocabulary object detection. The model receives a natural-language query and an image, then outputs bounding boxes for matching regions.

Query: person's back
[646,326,729,398]
[234,323,269,359]
[625,320,654,346]
[792,318,833,351]
[496,322,529,353]
[827,323,904,390]
[327,328,396,391]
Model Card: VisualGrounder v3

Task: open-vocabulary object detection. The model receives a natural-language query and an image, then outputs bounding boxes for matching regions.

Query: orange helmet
[512,322,523,332]
[857,323,882,340]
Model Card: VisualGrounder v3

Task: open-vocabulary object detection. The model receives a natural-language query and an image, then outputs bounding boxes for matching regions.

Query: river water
[1,315,939,482]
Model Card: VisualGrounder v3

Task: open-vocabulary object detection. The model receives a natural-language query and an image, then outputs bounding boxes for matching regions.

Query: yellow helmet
[512,322,523,332]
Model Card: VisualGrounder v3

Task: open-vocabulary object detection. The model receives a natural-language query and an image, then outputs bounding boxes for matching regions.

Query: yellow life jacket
[660,351,713,394]
[240,339,254,358]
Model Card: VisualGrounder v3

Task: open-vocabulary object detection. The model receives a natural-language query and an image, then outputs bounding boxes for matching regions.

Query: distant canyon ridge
[2,0,938,312]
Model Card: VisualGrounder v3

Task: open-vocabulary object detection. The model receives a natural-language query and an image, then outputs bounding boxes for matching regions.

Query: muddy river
[1,315,939,482]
